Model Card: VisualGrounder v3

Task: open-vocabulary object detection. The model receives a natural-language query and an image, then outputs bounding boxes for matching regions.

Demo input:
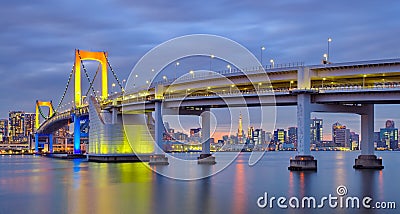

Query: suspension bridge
[35,49,400,169]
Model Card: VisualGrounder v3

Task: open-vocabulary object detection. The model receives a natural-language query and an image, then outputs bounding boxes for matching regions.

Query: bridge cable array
[84,63,101,98]
[77,50,99,100]
[104,52,124,92]
[55,64,75,113]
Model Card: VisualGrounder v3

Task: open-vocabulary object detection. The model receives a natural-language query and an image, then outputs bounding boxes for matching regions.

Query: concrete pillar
[35,133,39,153]
[154,101,163,155]
[73,114,81,154]
[297,93,311,155]
[49,134,53,153]
[201,111,211,155]
[288,93,316,170]
[198,110,216,164]
[111,108,118,124]
[149,101,169,165]
[360,104,374,155]
[354,104,383,169]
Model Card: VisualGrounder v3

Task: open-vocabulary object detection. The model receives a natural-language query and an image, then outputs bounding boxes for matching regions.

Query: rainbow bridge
[36,49,400,169]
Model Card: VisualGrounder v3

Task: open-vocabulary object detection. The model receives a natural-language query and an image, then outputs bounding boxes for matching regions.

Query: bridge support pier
[354,104,383,169]
[49,134,53,153]
[73,114,81,154]
[149,101,169,165]
[34,133,53,153]
[35,133,39,153]
[289,93,317,171]
[198,110,216,164]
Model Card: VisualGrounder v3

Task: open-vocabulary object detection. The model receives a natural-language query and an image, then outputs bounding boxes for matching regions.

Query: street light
[261,46,266,66]
[230,84,234,93]
[290,80,294,89]
[133,74,138,88]
[175,62,180,79]
[163,75,168,83]
[270,59,275,68]
[322,78,326,88]
[210,54,215,71]
[258,82,262,91]
[227,64,232,73]
[327,37,332,63]
[189,70,194,78]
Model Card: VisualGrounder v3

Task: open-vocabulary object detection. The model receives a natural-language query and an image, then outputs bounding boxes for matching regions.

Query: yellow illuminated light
[75,49,108,107]
[35,100,54,129]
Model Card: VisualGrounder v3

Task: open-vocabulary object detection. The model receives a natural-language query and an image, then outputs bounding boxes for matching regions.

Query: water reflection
[0,153,399,214]
[232,161,245,214]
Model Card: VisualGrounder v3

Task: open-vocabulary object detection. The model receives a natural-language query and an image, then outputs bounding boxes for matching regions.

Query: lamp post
[163,75,167,83]
[322,78,326,88]
[327,38,332,63]
[290,80,294,89]
[270,59,275,68]
[175,62,179,79]
[210,54,215,71]
[189,70,194,78]
[227,64,232,73]
[133,74,138,89]
[261,46,266,66]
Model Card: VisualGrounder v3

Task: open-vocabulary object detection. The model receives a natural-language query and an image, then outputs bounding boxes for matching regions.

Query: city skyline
[1,0,400,137]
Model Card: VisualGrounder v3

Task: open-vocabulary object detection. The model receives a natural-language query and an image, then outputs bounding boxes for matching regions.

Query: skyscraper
[9,111,25,143]
[310,118,323,144]
[380,120,398,150]
[273,129,286,144]
[24,113,35,141]
[253,129,265,145]
[332,122,350,147]
[0,119,8,143]
[248,126,254,143]
[350,132,359,150]
[288,127,297,146]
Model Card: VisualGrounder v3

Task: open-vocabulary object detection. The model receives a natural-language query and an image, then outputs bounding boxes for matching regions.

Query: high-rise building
[288,127,297,146]
[350,132,359,150]
[9,111,25,143]
[310,118,323,144]
[273,129,286,144]
[253,129,265,145]
[380,120,398,150]
[24,113,35,140]
[265,132,272,143]
[0,119,8,142]
[248,126,254,143]
[332,122,350,147]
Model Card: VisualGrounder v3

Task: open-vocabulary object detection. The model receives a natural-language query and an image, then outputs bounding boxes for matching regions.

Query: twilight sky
[1,0,399,139]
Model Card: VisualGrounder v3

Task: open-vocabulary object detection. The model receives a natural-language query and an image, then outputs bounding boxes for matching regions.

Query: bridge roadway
[37,58,400,169]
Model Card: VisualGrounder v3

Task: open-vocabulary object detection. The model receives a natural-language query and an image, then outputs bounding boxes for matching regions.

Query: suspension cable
[103,52,124,92]
[85,63,101,98]
[55,64,74,112]
[77,50,99,99]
